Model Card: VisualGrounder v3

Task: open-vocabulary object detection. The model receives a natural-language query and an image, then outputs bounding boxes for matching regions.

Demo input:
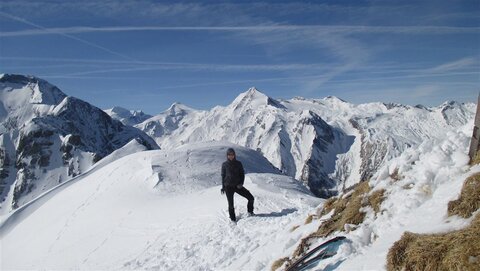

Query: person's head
[226,148,236,161]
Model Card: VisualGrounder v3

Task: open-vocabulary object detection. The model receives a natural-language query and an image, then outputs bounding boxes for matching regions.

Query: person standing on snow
[221,148,255,222]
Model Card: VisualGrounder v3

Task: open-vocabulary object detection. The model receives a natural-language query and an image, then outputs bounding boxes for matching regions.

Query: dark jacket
[221,159,245,188]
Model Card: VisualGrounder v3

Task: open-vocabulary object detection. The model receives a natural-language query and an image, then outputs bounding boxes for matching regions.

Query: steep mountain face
[0,74,159,212]
[283,97,475,189]
[104,106,152,126]
[136,88,475,197]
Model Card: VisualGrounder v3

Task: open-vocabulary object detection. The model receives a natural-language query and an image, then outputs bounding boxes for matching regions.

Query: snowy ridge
[0,143,321,270]
[0,74,159,213]
[0,139,148,231]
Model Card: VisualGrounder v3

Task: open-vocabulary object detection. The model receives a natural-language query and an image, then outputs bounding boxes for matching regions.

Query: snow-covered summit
[230,87,286,110]
[0,74,66,106]
[165,102,197,116]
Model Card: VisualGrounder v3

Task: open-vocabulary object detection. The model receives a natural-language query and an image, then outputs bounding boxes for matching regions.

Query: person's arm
[221,163,226,189]
[239,162,245,185]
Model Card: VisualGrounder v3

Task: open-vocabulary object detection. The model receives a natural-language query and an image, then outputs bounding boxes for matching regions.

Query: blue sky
[0,0,479,114]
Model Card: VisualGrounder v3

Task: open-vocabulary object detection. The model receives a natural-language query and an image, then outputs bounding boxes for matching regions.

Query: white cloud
[429,57,478,73]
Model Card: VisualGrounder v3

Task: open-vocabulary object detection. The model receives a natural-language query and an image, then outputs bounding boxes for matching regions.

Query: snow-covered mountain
[0,74,159,213]
[0,75,477,270]
[0,142,321,270]
[104,106,152,126]
[136,87,475,197]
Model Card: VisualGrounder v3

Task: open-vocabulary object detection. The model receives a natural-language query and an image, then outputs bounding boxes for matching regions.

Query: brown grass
[470,150,480,165]
[271,257,289,271]
[390,168,402,181]
[320,197,337,216]
[290,225,300,232]
[368,189,386,215]
[304,214,314,225]
[387,213,480,271]
[315,181,370,237]
[292,181,373,258]
[448,172,480,218]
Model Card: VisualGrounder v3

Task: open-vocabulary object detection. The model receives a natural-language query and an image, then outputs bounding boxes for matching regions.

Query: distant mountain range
[107,87,475,197]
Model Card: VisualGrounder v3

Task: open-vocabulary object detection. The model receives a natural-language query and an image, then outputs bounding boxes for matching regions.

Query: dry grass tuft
[290,225,300,232]
[387,213,480,271]
[368,189,386,214]
[390,168,402,181]
[448,172,480,218]
[320,197,337,216]
[315,181,370,237]
[271,257,289,271]
[292,181,372,258]
[304,214,314,225]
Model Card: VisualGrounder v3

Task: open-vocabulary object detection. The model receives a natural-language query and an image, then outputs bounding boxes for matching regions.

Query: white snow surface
[0,142,322,270]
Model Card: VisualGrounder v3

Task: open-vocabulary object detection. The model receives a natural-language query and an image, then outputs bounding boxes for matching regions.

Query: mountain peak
[108,106,131,115]
[164,102,196,117]
[323,96,347,103]
[104,106,152,126]
[0,73,66,106]
[231,87,285,110]
[167,102,195,112]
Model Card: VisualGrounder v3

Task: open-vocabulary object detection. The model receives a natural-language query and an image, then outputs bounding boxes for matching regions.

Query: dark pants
[225,186,254,221]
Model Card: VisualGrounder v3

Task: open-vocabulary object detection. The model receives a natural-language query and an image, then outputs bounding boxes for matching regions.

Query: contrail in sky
[0,11,137,61]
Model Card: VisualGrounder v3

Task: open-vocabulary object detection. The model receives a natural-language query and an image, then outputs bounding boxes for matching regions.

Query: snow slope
[0,142,322,270]
[285,121,480,270]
